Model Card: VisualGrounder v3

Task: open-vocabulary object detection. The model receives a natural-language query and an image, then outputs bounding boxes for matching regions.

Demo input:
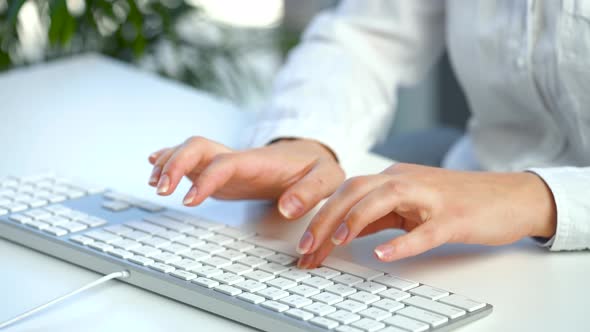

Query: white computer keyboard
[0,174,492,332]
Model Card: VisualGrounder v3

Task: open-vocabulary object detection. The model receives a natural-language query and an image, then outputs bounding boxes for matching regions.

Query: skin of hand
[296,163,558,269]
[147,136,345,220]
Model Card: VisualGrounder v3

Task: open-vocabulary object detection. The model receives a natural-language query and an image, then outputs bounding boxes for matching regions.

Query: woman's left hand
[296,163,557,268]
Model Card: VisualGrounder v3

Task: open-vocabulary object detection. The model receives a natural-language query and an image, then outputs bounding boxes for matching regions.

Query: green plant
[0,0,279,101]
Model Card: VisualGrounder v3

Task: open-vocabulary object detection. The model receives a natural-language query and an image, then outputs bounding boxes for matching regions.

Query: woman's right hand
[147,136,345,220]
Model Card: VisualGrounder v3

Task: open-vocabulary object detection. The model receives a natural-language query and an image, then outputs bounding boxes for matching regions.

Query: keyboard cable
[0,270,130,330]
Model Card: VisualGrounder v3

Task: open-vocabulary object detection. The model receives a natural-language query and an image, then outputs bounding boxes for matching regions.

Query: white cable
[0,270,130,330]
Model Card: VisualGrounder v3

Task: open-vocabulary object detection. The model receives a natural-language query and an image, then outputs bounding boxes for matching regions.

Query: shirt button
[516,56,526,68]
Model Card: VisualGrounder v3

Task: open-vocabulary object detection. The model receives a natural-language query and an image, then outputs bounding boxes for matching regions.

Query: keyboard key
[285,308,314,321]
[140,236,170,248]
[237,292,266,304]
[240,256,267,267]
[60,221,87,233]
[335,326,364,332]
[373,275,419,291]
[215,226,256,240]
[127,220,166,234]
[0,208,7,216]
[134,200,164,212]
[192,277,219,289]
[383,315,429,332]
[123,231,151,241]
[327,310,361,324]
[214,284,242,296]
[24,219,50,230]
[149,262,175,273]
[88,242,114,252]
[257,287,289,300]
[409,285,449,300]
[174,236,205,248]
[245,247,275,258]
[40,215,69,226]
[371,299,404,313]
[212,272,245,285]
[234,280,266,293]
[9,214,33,224]
[111,238,141,250]
[266,253,296,266]
[183,228,214,240]
[311,292,344,305]
[171,259,201,271]
[402,296,465,319]
[325,284,357,297]
[348,291,380,305]
[81,216,107,227]
[109,248,133,259]
[301,276,333,289]
[355,282,387,294]
[207,234,234,245]
[258,262,289,275]
[128,255,155,266]
[396,306,448,327]
[243,270,274,283]
[152,252,182,264]
[322,257,384,280]
[438,294,486,312]
[222,263,252,275]
[266,277,297,290]
[202,257,232,268]
[162,211,224,230]
[304,302,337,316]
[280,269,311,282]
[279,294,313,308]
[216,249,246,261]
[358,307,391,321]
[181,250,210,262]
[334,300,367,313]
[289,284,321,297]
[1,202,28,212]
[156,230,185,241]
[195,243,225,254]
[170,270,197,281]
[309,267,340,279]
[379,288,411,301]
[192,266,223,278]
[224,241,254,252]
[43,226,68,237]
[160,243,190,255]
[261,300,289,313]
[309,316,339,329]
[102,200,130,212]
[70,235,94,245]
[350,318,385,332]
[23,209,52,219]
[130,245,161,257]
[144,215,194,233]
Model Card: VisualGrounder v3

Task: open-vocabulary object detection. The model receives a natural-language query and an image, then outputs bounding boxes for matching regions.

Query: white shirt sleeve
[247,0,446,168]
[528,167,590,251]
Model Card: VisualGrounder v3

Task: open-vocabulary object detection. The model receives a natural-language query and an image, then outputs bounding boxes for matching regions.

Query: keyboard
[0,174,492,332]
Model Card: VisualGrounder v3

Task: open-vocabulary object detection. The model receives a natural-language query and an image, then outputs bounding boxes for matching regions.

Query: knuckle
[343,176,367,192]
[383,179,408,196]
[185,135,207,146]
[345,208,364,226]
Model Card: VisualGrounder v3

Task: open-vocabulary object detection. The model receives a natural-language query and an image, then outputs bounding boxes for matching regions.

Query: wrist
[270,138,339,163]
[523,172,558,238]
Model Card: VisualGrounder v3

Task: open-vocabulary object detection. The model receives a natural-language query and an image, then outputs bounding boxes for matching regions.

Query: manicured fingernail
[183,186,197,205]
[279,195,304,219]
[149,166,161,186]
[296,231,313,254]
[157,174,170,194]
[298,254,313,269]
[374,244,395,261]
[331,223,349,245]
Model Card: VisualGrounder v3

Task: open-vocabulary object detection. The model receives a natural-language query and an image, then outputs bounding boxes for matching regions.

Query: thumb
[373,222,450,262]
[278,160,344,220]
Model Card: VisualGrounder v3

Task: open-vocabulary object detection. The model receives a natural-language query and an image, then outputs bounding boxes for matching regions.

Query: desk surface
[0,55,588,332]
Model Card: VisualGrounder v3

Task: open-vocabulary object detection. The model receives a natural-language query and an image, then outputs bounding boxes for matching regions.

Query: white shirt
[248,0,590,251]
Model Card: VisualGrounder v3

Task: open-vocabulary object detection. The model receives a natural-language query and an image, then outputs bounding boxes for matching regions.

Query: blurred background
[0,0,469,158]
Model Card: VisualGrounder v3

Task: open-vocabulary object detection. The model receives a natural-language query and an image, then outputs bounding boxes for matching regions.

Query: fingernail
[296,231,314,255]
[183,186,197,205]
[374,244,395,261]
[157,174,170,194]
[297,254,313,269]
[331,223,349,245]
[149,153,158,160]
[279,195,304,219]
[149,166,161,186]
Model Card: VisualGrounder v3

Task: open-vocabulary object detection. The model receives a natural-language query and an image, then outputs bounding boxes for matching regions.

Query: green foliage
[0,0,281,101]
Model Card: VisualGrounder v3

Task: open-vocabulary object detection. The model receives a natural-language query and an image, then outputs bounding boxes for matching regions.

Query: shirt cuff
[527,167,590,251]
[246,117,360,170]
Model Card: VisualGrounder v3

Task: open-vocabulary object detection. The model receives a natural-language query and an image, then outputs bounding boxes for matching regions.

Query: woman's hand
[296,163,557,268]
[147,137,345,219]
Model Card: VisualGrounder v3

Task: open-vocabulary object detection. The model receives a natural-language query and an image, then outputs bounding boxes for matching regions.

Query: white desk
[0,55,588,332]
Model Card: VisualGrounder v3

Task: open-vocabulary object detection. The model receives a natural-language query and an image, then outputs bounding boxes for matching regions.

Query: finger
[374,222,450,262]
[296,175,388,255]
[332,180,430,246]
[278,159,344,220]
[159,137,231,196]
[149,147,178,186]
[183,153,237,206]
[304,240,336,269]
[148,148,170,165]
